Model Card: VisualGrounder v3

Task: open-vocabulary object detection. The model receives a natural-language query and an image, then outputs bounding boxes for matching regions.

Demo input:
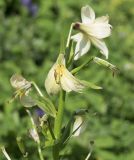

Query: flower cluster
[45,5,112,95]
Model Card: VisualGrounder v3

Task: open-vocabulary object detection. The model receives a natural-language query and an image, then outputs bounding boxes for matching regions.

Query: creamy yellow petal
[45,64,61,95]
[71,33,83,42]
[95,15,109,23]
[80,22,111,39]
[73,116,83,136]
[81,5,95,24]
[90,37,108,59]
[60,68,85,92]
[74,35,91,60]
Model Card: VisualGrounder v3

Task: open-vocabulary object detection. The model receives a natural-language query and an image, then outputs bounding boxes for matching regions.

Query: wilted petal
[91,37,108,59]
[45,64,61,95]
[20,95,36,107]
[74,35,91,60]
[10,74,31,90]
[60,68,85,92]
[81,5,95,24]
[73,116,83,136]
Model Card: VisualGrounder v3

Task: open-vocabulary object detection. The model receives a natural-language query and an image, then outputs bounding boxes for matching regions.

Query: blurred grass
[0,0,134,159]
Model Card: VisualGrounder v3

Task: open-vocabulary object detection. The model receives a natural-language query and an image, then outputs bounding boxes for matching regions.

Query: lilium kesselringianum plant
[45,54,88,95]
[71,5,112,60]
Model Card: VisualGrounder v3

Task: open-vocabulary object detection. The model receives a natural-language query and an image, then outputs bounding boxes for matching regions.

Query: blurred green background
[0,0,134,159]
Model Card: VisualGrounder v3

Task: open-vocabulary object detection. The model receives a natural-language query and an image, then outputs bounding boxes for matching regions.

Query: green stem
[85,148,92,160]
[31,81,44,97]
[71,56,94,75]
[66,23,74,48]
[47,119,56,140]
[54,90,66,139]
[1,147,12,160]
[37,142,44,160]
[26,109,44,160]
[53,90,66,160]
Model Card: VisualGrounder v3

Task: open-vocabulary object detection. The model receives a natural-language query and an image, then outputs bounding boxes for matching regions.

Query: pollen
[54,64,65,84]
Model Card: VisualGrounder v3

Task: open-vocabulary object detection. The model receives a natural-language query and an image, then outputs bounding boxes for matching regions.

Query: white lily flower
[71,5,112,60]
[45,54,86,95]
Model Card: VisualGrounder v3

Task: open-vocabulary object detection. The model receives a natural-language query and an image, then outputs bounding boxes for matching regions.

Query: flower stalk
[66,23,74,48]
[54,90,66,139]
[1,147,12,160]
[26,109,44,160]
[31,81,44,97]
[53,90,66,160]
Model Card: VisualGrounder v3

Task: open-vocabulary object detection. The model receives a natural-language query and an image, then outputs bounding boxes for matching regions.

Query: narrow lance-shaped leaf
[80,80,102,90]
[35,96,57,118]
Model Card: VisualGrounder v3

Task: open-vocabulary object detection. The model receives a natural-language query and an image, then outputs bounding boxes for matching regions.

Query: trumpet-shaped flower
[45,54,86,95]
[71,5,112,60]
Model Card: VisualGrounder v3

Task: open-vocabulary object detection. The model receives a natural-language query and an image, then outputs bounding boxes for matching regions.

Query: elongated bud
[93,57,119,75]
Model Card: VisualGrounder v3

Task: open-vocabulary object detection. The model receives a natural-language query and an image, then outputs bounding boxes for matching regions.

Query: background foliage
[0,0,134,159]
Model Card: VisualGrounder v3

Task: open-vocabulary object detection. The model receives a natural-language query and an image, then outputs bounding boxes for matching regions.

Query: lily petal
[71,33,83,42]
[81,5,95,24]
[60,68,85,92]
[90,37,108,59]
[80,22,111,39]
[73,116,83,136]
[95,15,110,24]
[10,74,31,90]
[74,35,91,60]
[45,64,61,95]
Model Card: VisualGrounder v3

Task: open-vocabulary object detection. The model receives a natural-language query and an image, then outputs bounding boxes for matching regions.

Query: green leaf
[81,80,102,90]
[35,96,57,118]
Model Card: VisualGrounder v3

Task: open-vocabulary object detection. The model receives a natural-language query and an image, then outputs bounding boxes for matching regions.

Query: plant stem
[66,23,74,48]
[53,90,66,160]
[26,109,44,160]
[71,56,94,74]
[54,90,66,139]
[85,149,92,160]
[85,141,93,160]
[1,147,12,160]
[37,142,44,160]
[31,81,44,97]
